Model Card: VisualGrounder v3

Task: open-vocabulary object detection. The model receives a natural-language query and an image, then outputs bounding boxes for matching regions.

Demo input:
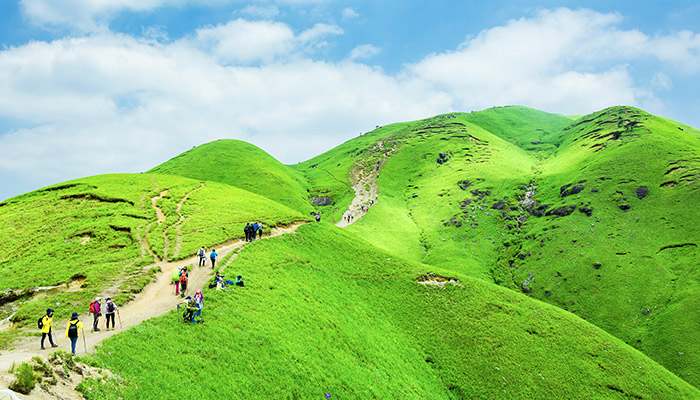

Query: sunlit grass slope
[0,173,306,326]
[81,224,700,399]
[149,139,314,214]
[505,106,700,386]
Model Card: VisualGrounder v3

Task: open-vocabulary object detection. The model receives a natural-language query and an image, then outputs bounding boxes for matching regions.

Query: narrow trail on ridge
[0,221,306,391]
[166,183,204,260]
[336,140,396,228]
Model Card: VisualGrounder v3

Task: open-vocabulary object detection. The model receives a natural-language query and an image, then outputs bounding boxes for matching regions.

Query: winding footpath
[0,185,305,398]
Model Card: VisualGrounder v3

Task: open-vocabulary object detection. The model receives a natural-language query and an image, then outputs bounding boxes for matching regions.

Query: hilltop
[2,105,700,398]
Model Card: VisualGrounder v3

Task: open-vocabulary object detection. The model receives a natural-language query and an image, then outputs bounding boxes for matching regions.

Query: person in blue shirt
[210,249,218,269]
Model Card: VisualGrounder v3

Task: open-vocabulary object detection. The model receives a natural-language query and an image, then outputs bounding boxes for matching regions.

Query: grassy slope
[82,224,700,399]
[509,106,700,386]
[0,173,306,326]
[149,139,314,214]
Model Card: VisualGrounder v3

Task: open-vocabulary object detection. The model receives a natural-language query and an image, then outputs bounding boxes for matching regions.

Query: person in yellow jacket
[65,312,84,356]
[39,308,58,350]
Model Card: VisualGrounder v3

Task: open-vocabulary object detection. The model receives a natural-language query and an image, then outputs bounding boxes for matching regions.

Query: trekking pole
[117,310,123,330]
[82,328,87,354]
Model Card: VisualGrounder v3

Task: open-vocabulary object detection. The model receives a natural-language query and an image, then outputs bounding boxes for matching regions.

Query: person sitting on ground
[179,296,198,323]
[65,312,83,355]
[235,275,245,288]
[39,308,58,350]
[105,298,119,331]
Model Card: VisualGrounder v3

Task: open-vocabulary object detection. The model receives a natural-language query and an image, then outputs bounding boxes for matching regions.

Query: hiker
[179,296,198,323]
[210,249,218,269]
[65,312,83,355]
[235,275,245,288]
[39,308,58,350]
[105,298,119,331]
[197,246,206,267]
[258,221,263,239]
[180,267,189,297]
[172,267,181,295]
[193,290,204,320]
[315,213,321,222]
[89,297,102,332]
[244,222,252,242]
[252,221,259,240]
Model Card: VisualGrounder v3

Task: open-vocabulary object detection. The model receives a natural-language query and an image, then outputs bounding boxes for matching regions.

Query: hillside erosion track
[336,140,395,228]
[0,221,306,396]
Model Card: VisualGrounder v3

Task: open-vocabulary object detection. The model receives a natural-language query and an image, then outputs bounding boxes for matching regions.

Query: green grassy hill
[149,139,314,214]
[80,224,700,399]
[3,105,700,398]
[0,173,306,326]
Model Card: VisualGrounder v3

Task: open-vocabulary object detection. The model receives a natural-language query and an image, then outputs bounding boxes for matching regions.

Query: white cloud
[0,29,449,200]
[349,44,380,61]
[3,8,700,200]
[342,8,359,20]
[240,5,280,19]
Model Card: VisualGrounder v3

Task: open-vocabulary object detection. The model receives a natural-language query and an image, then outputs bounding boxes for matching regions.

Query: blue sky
[1,1,700,201]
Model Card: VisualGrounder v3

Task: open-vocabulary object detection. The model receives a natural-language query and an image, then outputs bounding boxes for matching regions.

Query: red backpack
[88,301,96,313]
[180,273,188,284]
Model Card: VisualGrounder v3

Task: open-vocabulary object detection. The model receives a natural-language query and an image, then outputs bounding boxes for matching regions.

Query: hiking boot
[41,347,45,350]
[51,344,58,348]
[94,328,101,332]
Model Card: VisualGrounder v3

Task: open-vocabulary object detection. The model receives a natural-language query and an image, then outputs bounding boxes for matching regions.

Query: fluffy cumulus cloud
[2,7,700,200]
[408,7,700,114]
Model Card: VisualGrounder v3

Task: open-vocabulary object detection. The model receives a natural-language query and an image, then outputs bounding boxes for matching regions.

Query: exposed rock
[593,263,602,269]
[561,185,584,197]
[492,200,506,210]
[530,204,550,217]
[460,199,472,209]
[545,290,552,296]
[311,196,333,206]
[636,186,648,199]
[517,215,528,223]
[546,205,576,217]
[458,180,472,190]
[591,188,599,193]
[437,152,451,164]
[560,184,572,194]
[579,205,594,217]
[454,221,462,228]
[619,204,630,211]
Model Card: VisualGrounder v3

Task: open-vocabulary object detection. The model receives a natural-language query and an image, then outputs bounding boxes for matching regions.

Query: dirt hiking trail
[0,222,304,398]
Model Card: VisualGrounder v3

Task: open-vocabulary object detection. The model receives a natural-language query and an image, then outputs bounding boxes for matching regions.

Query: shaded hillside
[149,139,314,213]
[81,224,700,399]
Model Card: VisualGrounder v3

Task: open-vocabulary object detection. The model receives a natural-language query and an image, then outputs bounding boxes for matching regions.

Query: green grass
[0,172,305,328]
[83,224,699,399]
[149,139,314,214]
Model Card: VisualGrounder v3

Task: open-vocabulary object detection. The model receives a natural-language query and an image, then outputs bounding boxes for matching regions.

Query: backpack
[180,273,188,283]
[198,248,204,257]
[68,321,78,338]
[89,301,96,313]
[107,302,115,313]
[37,316,44,330]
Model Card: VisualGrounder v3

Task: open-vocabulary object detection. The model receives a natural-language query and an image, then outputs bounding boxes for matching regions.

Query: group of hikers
[197,247,218,268]
[38,297,121,356]
[244,221,264,242]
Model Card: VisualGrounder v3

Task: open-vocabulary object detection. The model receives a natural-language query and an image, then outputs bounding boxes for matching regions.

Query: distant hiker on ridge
[65,312,84,355]
[210,249,218,269]
[252,221,259,240]
[89,297,102,332]
[244,222,253,242]
[258,221,264,239]
[315,213,321,222]
[197,246,206,267]
[105,298,119,331]
[39,308,58,350]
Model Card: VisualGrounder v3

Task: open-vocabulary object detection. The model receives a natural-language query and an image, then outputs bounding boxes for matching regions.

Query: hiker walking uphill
[258,221,264,239]
[104,298,119,331]
[65,312,84,355]
[89,298,102,332]
[210,249,218,269]
[38,308,58,350]
[244,222,253,242]
[179,267,189,297]
[197,246,206,267]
